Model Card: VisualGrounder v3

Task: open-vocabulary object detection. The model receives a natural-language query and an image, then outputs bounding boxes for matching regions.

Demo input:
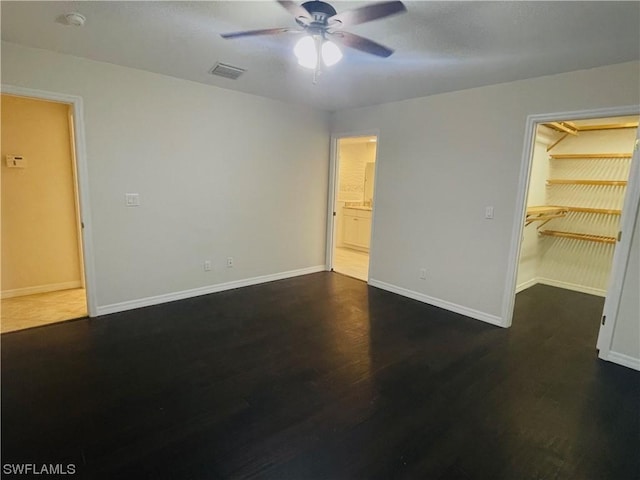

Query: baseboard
[604,351,640,371]
[516,278,538,293]
[96,265,326,316]
[368,279,504,327]
[1,281,83,299]
[537,278,606,297]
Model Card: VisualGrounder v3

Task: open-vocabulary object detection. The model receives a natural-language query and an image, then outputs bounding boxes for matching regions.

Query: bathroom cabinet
[343,207,372,250]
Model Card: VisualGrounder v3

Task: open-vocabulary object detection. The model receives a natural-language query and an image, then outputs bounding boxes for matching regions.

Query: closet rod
[564,206,622,215]
[576,122,638,131]
[539,230,617,244]
[549,153,632,159]
[547,179,627,186]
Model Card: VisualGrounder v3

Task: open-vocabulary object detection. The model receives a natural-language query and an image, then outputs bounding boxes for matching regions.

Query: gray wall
[2,42,330,310]
[331,61,639,331]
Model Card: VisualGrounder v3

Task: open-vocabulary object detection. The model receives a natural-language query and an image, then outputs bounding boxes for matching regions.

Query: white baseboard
[368,279,504,327]
[1,281,83,299]
[516,278,538,293]
[537,277,606,297]
[604,351,640,371]
[96,265,326,316]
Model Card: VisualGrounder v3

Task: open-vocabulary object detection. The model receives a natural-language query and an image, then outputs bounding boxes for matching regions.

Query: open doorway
[512,114,638,346]
[1,93,88,333]
[330,135,378,281]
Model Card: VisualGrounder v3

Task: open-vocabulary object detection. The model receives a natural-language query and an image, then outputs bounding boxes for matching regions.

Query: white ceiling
[2,1,639,111]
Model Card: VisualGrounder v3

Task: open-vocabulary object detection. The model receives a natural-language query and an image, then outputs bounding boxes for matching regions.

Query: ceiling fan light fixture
[294,35,343,69]
[294,35,318,69]
[321,40,342,66]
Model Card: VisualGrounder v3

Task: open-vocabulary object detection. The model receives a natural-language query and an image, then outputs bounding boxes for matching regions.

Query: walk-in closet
[517,116,638,297]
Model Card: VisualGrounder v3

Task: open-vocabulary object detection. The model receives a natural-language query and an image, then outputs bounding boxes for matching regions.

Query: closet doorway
[328,134,378,281]
[512,113,638,347]
[1,92,90,332]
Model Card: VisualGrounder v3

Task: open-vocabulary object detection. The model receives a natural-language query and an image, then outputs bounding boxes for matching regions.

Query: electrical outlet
[204,260,212,272]
[419,268,427,280]
[227,257,234,268]
[485,206,494,219]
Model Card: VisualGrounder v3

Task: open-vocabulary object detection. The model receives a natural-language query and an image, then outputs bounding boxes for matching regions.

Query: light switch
[125,193,140,207]
[6,155,26,168]
[485,206,494,219]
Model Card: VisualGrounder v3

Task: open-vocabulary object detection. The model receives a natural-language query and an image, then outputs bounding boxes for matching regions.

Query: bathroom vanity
[342,206,372,250]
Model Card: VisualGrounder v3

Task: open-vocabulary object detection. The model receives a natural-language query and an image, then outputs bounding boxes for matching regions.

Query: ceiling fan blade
[329,31,394,57]
[328,1,406,27]
[276,0,312,24]
[221,27,293,39]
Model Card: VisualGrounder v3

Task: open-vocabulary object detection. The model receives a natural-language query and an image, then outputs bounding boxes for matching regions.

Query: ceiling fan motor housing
[221,1,404,59]
[298,1,338,27]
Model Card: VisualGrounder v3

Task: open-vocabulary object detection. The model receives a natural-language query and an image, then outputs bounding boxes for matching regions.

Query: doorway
[329,135,378,281]
[1,93,89,332]
[510,112,638,350]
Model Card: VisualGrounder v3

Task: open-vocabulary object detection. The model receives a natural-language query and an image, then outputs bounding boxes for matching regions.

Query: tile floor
[333,246,369,281]
[1,288,87,333]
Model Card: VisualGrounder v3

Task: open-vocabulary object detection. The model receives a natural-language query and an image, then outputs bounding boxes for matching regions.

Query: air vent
[209,62,246,80]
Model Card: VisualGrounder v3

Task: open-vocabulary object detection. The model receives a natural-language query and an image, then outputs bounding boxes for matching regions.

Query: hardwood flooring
[1,274,638,479]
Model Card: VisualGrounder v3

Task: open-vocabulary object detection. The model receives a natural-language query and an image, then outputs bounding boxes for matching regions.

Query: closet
[517,116,638,296]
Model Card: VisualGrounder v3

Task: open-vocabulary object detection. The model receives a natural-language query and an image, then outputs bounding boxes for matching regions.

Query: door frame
[501,104,640,333]
[326,129,380,280]
[2,84,98,317]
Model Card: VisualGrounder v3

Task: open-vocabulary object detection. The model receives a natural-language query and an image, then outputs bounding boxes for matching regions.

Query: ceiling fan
[221,1,407,74]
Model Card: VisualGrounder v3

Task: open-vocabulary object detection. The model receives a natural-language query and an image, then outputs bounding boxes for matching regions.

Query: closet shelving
[544,122,638,151]
[531,151,632,244]
[539,230,617,244]
[525,206,568,227]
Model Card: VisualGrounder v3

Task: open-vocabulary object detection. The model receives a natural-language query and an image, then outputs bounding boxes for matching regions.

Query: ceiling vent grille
[209,62,246,80]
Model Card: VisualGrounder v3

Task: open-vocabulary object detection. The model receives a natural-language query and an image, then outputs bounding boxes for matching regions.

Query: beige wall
[1,94,82,296]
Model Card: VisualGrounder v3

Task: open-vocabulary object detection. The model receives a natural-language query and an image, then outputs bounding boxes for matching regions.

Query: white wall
[2,42,330,311]
[331,61,640,322]
[3,41,638,366]
[611,204,640,362]
[516,125,553,290]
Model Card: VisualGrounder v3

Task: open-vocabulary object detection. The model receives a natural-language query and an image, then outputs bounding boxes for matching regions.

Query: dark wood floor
[2,273,639,479]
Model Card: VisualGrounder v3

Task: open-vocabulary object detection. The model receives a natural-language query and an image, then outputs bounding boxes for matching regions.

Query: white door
[597,138,640,354]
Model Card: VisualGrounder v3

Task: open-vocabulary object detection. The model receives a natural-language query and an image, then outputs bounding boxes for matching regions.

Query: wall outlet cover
[125,193,140,207]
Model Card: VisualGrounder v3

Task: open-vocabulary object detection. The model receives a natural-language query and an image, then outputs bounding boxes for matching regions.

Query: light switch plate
[125,193,140,207]
[6,155,26,168]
